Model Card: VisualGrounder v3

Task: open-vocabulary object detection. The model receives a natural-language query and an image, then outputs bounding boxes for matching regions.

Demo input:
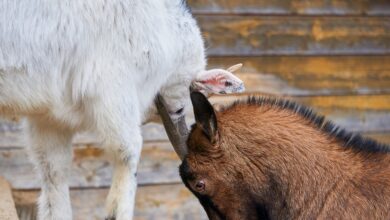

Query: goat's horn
[226,63,243,73]
[155,94,189,160]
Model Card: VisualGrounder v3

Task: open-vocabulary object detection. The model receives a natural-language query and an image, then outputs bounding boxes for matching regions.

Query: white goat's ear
[226,63,243,73]
[191,63,245,95]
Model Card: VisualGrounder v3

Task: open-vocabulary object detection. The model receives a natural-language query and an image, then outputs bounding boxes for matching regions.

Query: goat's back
[0,0,205,125]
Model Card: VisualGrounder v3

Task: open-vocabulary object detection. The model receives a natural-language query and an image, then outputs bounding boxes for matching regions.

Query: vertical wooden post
[0,177,19,220]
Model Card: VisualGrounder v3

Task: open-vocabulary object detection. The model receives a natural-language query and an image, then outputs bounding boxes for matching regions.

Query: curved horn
[155,94,189,160]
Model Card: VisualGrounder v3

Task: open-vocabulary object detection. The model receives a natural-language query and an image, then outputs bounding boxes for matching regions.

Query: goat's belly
[0,67,50,115]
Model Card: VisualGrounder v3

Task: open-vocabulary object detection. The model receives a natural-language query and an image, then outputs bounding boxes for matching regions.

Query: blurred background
[0,0,389,219]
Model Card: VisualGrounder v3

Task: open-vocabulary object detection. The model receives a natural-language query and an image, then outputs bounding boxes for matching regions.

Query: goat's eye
[195,180,206,192]
[175,107,184,115]
[225,81,233,87]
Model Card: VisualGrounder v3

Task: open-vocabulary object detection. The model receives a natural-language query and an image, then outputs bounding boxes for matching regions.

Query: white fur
[0,1,246,219]
[0,1,206,219]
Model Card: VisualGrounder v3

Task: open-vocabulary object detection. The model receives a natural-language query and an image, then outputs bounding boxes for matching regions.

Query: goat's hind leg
[28,117,74,220]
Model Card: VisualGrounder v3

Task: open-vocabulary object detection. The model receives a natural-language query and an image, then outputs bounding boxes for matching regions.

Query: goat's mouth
[155,94,189,160]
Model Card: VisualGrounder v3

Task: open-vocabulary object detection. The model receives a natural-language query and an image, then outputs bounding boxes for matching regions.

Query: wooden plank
[13,185,207,220]
[0,118,23,133]
[296,95,390,133]
[208,56,390,96]
[0,177,19,220]
[197,16,390,56]
[0,142,181,189]
[188,0,390,16]
[1,130,390,190]
[0,110,388,150]
[365,133,390,145]
[0,94,389,150]
[0,120,170,147]
[209,94,390,133]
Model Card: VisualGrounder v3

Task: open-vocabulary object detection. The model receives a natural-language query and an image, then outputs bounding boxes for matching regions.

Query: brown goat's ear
[190,92,218,142]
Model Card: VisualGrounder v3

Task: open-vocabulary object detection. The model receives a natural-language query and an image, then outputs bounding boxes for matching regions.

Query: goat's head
[154,64,244,160]
[149,63,244,121]
[177,92,268,219]
[178,92,258,220]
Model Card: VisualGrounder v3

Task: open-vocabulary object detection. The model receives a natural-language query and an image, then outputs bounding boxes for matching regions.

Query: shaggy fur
[181,92,390,220]
[0,1,245,219]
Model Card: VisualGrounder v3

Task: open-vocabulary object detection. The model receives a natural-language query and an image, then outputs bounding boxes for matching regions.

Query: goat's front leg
[92,92,143,220]
[104,130,142,220]
[28,117,73,220]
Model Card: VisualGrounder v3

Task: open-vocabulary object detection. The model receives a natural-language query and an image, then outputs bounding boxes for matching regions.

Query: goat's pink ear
[191,64,245,95]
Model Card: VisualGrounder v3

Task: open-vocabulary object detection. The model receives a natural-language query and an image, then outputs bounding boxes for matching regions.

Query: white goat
[0,1,244,219]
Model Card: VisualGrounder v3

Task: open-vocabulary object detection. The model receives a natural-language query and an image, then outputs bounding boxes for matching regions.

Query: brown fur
[180,94,390,220]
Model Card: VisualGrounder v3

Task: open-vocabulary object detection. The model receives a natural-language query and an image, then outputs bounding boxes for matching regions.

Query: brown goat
[179,92,390,220]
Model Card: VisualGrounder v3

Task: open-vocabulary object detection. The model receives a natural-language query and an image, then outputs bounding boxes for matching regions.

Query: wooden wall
[1,1,389,219]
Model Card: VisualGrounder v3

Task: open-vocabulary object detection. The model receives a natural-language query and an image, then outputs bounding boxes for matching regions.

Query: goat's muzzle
[155,94,189,160]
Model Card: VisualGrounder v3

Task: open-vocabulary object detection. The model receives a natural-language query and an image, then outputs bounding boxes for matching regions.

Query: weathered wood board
[197,16,390,56]
[0,142,181,189]
[0,121,172,146]
[210,94,390,133]
[0,177,19,220]
[188,0,390,16]
[365,133,390,144]
[0,112,388,149]
[208,56,390,96]
[1,94,389,147]
[2,129,389,190]
[13,184,207,220]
